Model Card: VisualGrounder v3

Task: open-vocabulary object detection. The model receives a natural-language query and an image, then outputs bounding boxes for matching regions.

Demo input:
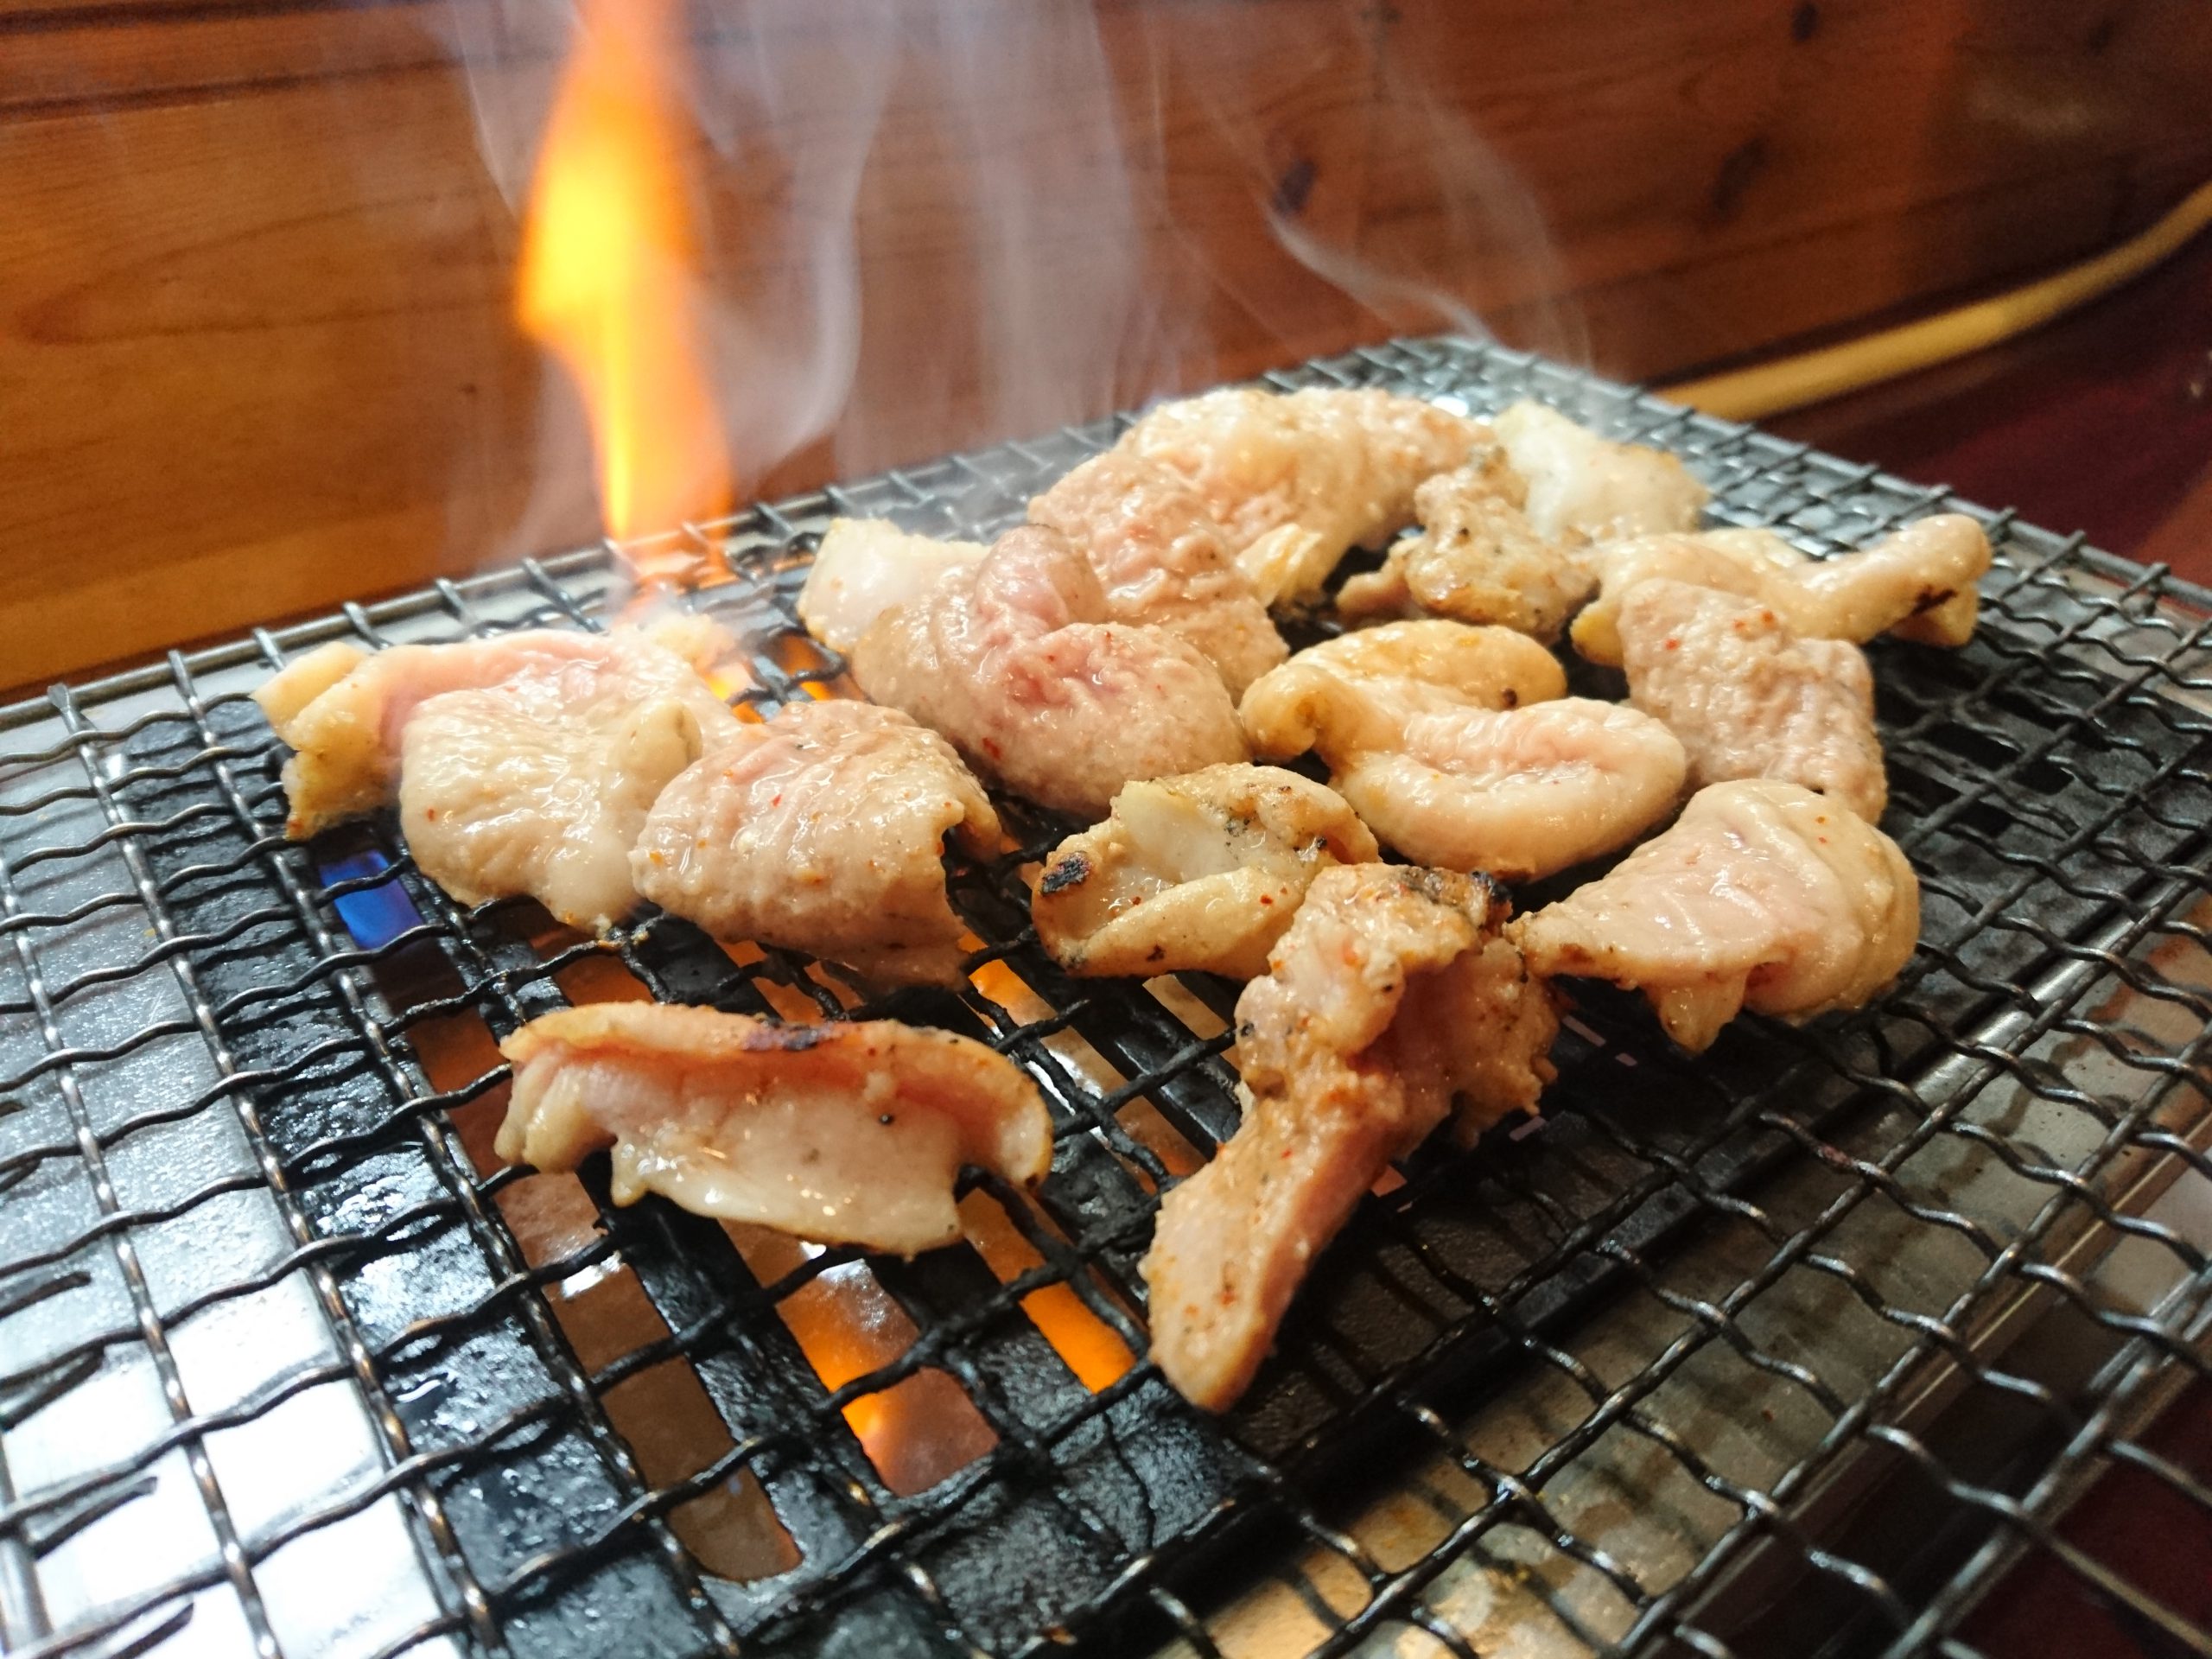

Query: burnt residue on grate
[0,337,2207,1659]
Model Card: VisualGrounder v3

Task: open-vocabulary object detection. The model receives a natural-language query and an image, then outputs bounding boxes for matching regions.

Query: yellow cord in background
[1662,178,2212,422]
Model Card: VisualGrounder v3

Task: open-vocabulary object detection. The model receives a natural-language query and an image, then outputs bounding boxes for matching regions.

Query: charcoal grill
[1,336,2208,1659]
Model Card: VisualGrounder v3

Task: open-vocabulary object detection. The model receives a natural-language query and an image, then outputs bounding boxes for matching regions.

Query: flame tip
[519,0,731,555]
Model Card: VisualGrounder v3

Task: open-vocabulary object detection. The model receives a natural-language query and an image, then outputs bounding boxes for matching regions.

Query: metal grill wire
[0,336,2202,1659]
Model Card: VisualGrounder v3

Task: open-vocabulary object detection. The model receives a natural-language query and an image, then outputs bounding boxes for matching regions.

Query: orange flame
[518,0,729,549]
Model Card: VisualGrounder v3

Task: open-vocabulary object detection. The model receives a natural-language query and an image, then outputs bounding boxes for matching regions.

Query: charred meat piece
[497,1003,1051,1256]
[796,518,988,656]
[1619,579,1888,822]
[1241,622,1683,880]
[1510,779,1919,1053]
[1032,763,1378,981]
[633,700,1001,986]
[1338,447,1597,641]
[849,524,1248,820]
[256,620,741,929]
[1141,865,1557,1410]
[1572,515,1992,667]
[1119,386,1485,607]
[1492,400,1710,544]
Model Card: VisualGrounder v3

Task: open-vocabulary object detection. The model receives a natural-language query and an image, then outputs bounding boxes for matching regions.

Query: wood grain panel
[4,0,2211,685]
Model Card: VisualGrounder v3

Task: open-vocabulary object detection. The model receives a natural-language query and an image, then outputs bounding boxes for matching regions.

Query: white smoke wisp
[436,0,1581,565]
[1133,0,1583,382]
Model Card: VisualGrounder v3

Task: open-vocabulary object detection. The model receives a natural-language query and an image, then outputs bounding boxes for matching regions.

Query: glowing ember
[518,0,729,556]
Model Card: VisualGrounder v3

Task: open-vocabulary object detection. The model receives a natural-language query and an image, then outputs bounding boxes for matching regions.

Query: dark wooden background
[5,0,2212,683]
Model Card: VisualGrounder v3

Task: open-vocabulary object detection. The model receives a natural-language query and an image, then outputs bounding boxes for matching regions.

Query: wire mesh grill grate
[0,336,2207,1659]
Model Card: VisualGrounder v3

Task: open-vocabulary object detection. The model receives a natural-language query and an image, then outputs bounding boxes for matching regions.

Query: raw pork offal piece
[1492,400,1710,543]
[1572,514,1993,667]
[498,1003,1051,1256]
[1618,579,1889,822]
[1141,865,1558,1410]
[1511,779,1919,1054]
[256,619,741,928]
[1030,448,1287,695]
[633,700,1001,987]
[1240,621,1685,881]
[849,524,1248,820]
[1031,763,1378,981]
[1118,386,1485,607]
[796,518,988,655]
[1338,443,1597,640]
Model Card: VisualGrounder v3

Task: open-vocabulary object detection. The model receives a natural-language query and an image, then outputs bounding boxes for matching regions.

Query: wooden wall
[5,0,2210,686]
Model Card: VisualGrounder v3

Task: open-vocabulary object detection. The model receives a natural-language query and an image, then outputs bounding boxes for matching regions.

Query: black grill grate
[0,336,2207,1659]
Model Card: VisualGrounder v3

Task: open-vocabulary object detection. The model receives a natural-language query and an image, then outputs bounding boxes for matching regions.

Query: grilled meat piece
[796,518,988,655]
[849,524,1248,820]
[1241,622,1683,880]
[1619,579,1888,822]
[1338,447,1597,641]
[1332,701,1688,882]
[257,620,740,928]
[1238,620,1568,759]
[1032,764,1378,981]
[1492,400,1710,544]
[633,700,1000,986]
[1572,515,1992,667]
[498,1003,1051,1256]
[1030,449,1287,696]
[1511,779,1919,1053]
[1118,386,1485,607]
[1141,865,1557,1410]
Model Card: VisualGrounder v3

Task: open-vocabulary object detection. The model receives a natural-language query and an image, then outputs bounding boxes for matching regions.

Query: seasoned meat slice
[1141,866,1557,1410]
[1242,622,1682,880]
[849,524,1248,820]
[1619,579,1888,822]
[633,700,1001,986]
[1338,448,1597,641]
[1572,515,1992,666]
[796,518,988,655]
[497,1003,1051,1256]
[1032,764,1378,980]
[1492,400,1709,543]
[1119,386,1485,606]
[1031,449,1287,696]
[257,620,741,928]
[1511,779,1919,1053]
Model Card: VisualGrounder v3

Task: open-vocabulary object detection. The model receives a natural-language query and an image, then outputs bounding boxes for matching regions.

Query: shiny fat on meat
[1491,400,1710,544]
[1240,621,1684,880]
[255,620,741,929]
[1510,779,1919,1053]
[1119,386,1485,607]
[795,518,988,655]
[497,1003,1051,1256]
[632,699,1000,987]
[849,525,1248,820]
